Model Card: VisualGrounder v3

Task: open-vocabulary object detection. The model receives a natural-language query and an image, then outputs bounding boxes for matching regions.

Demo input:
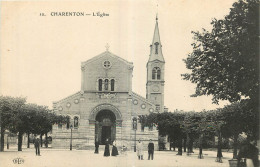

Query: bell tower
[146,16,165,113]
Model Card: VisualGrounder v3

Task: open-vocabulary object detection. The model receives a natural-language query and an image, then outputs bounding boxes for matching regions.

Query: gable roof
[81,51,133,67]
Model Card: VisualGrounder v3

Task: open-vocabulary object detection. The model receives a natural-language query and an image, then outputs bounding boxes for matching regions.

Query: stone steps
[76,144,106,150]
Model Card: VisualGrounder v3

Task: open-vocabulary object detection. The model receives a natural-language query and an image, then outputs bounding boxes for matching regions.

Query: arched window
[74,117,79,128]
[104,79,109,90]
[152,68,156,79]
[66,117,70,129]
[152,67,161,80]
[157,69,161,80]
[111,79,115,91]
[98,79,102,91]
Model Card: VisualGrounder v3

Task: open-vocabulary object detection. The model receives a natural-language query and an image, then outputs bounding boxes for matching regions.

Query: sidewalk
[0,147,233,167]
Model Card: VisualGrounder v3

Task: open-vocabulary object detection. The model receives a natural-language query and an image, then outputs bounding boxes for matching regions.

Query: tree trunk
[27,133,30,148]
[190,137,194,153]
[0,128,5,152]
[216,131,223,162]
[173,139,176,151]
[187,134,193,153]
[233,134,238,159]
[40,134,43,147]
[217,135,222,157]
[45,133,48,148]
[18,132,23,151]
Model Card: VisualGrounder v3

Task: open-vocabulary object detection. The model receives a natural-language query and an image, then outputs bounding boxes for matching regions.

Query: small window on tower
[155,42,159,54]
[157,69,161,80]
[152,67,161,80]
[152,68,156,80]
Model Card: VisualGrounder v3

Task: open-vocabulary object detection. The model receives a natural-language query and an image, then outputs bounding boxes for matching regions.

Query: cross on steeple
[156,0,158,21]
[105,43,110,51]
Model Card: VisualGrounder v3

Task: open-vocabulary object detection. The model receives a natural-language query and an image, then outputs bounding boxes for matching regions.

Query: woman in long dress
[104,138,110,157]
[136,139,143,160]
[111,140,119,156]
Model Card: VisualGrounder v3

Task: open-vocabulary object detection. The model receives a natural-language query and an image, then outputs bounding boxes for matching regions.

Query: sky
[0,0,237,112]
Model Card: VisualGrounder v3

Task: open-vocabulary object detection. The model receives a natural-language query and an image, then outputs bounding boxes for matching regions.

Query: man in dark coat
[94,138,99,154]
[34,138,40,156]
[148,139,154,160]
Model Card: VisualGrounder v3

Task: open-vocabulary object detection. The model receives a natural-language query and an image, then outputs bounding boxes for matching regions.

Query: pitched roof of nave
[81,51,133,68]
[131,91,155,107]
[53,91,154,104]
[53,91,81,103]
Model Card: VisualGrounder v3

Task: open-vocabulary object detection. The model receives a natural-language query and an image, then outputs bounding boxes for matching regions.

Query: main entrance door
[101,126,111,144]
[95,110,116,145]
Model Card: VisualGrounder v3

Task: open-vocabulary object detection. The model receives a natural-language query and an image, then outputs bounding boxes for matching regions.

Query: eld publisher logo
[13,158,24,164]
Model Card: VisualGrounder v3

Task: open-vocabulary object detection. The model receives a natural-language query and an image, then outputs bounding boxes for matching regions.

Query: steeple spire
[146,14,166,113]
[149,15,164,62]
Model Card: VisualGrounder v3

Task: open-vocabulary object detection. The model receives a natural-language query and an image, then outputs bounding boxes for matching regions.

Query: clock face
[152,85,160,92]
[149,108,154,112]
[133,100,138,105]
[141,104,146,109]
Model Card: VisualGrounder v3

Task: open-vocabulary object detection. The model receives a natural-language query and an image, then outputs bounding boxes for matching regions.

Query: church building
[51,17,166,151]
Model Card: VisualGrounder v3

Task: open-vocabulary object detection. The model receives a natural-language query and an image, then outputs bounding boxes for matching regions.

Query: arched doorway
[95,110,116,145]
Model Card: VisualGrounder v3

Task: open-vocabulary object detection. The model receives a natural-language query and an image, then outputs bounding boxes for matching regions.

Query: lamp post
[133,118,137,152]
[70,124,73,151]
[7,133,9,149]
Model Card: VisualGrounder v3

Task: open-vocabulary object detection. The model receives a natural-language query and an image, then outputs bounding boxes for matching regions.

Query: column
[89,120,95,147]
[116,120,122,147]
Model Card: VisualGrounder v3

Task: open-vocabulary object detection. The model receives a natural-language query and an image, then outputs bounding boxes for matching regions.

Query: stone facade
[52,18,166,151]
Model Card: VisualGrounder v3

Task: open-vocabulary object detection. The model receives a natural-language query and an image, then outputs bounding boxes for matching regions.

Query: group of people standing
[95,138,119,157]
[137,139,154,160]
[95,138,154,160]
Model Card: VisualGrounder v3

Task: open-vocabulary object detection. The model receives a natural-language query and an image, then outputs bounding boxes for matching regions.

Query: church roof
[131,91,155,107]
[53,91,81,106]
[81,51,133,67]
[148,16,165,62]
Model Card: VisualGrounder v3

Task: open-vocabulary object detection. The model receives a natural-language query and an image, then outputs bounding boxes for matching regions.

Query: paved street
[0,146,234,167]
